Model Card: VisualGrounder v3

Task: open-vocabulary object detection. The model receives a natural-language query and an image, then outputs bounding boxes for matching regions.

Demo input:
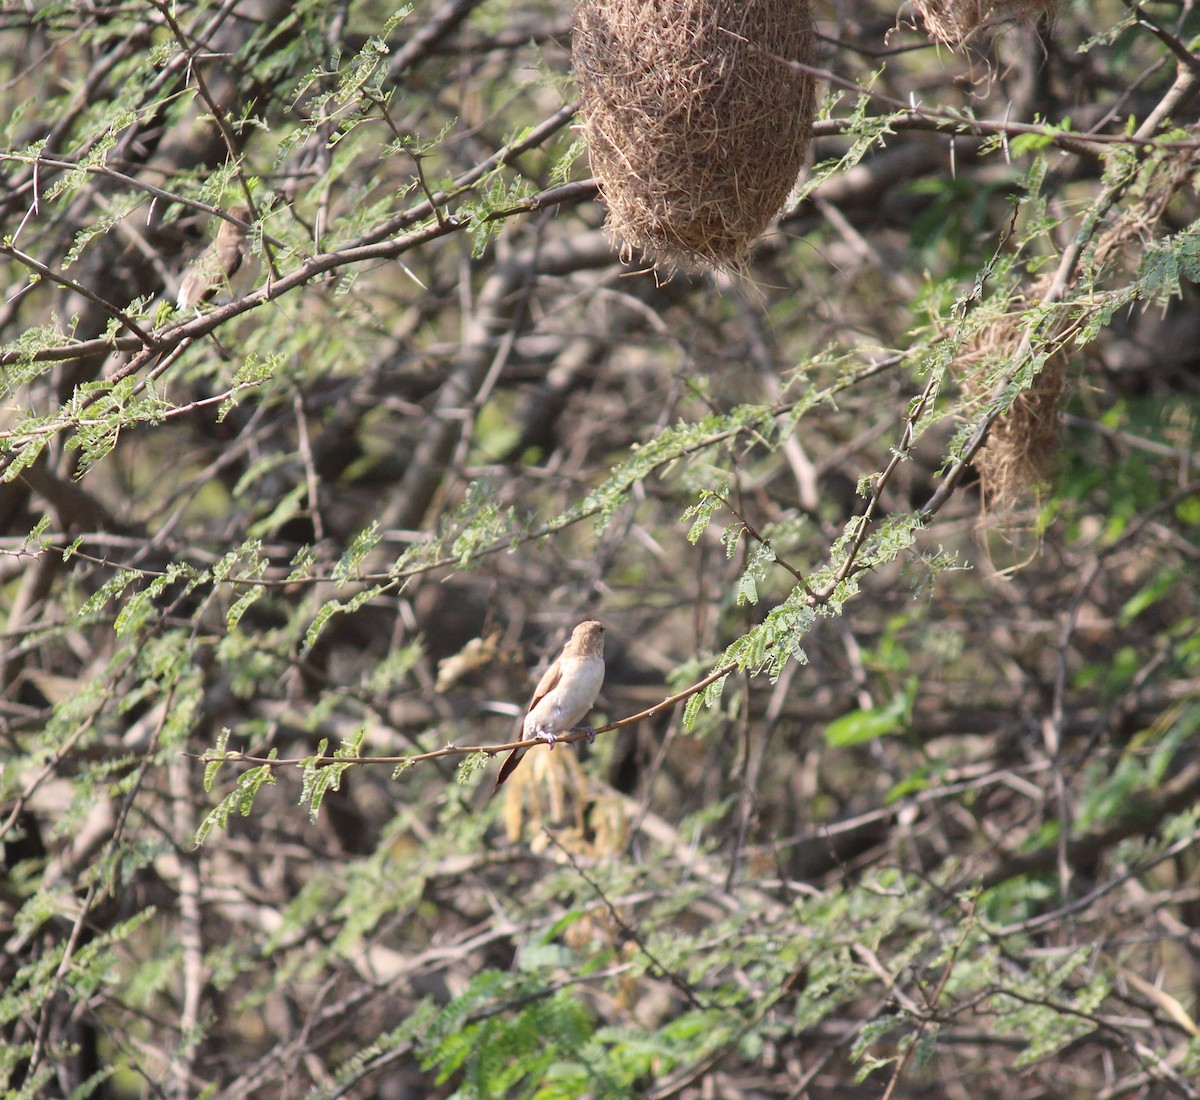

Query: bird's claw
[533,727,596,750]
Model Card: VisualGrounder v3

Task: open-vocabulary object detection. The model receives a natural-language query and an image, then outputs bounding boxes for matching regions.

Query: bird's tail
[491,744,526,793]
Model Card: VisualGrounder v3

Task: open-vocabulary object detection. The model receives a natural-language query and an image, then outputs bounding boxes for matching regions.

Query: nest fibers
[911,0,1057,47]
[956,284,1067,513]
[573,0,817,273]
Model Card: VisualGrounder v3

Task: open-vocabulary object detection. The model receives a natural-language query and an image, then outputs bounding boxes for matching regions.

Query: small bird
[176,207,256,311]
[493,620,606,792]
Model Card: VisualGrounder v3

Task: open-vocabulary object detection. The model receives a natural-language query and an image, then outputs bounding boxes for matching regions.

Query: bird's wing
[177,268,205,310]
[524,657,563,717]
[494,654,565,793]
[178,252,220,309]
[217,237,245,280]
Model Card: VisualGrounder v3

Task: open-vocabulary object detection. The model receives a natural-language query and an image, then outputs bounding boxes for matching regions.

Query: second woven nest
[912,0,1057,47]
[573,0,817,273]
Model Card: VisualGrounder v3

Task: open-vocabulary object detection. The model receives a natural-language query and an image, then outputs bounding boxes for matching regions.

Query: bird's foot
[576,725,597,745]
[536,730,558,750]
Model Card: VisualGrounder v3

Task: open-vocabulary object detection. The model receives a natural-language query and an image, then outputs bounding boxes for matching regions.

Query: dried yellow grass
[974,349,1066,512]
[912,0,1056,46]
[956,284,1068,512]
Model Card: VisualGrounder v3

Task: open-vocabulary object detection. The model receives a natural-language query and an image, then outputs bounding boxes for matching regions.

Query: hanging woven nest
[573,0,817,274]
[911,0,1056,47]
[955,280,1068,513]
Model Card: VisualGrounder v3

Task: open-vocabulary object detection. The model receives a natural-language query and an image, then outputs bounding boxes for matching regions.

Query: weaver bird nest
[573,0,817,273]
[911,0,1057,47]
[974,352,1066,512]
[956,284,1068,513]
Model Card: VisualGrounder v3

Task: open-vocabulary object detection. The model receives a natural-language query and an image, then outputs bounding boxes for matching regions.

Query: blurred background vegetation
[2,1,1199,1097]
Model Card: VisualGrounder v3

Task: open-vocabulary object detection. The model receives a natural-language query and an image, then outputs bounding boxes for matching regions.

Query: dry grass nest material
[911,0,1057,47]
[573,0,817,274]
[957,293,1067,513]
[975,351,1066,513]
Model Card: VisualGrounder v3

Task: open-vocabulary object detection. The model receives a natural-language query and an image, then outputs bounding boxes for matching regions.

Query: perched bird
[493,620,606,792]
[176,207,256,311]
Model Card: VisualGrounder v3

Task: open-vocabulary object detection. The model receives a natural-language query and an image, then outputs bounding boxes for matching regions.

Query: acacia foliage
[2,1,1200,1098]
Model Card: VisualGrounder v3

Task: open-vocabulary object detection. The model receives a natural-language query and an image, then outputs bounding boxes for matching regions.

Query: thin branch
[192,660,740,772]
[2,355,904,588]
[0,241,158,346]
[545,831,708,1011]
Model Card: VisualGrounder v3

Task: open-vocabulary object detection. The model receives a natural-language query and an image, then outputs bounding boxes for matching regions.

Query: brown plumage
[176,207,255,310]
[492,620,606,792]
